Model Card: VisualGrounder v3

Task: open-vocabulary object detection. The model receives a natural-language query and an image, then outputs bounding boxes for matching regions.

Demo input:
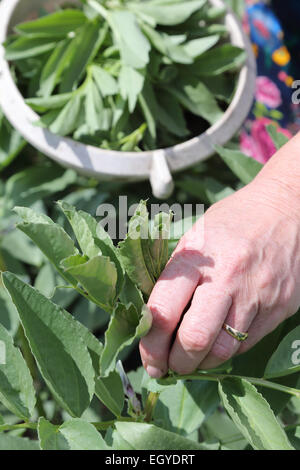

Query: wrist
[247,176,300,225]
[252,131,300,213]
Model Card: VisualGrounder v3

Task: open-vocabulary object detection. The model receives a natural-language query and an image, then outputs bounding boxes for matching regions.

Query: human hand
[139,175,300,378]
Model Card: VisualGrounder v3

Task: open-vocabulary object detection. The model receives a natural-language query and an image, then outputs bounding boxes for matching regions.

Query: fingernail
[146,366,164,379]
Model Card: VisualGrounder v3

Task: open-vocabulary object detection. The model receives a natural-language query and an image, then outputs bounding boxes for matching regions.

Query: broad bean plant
[0,127,300,450]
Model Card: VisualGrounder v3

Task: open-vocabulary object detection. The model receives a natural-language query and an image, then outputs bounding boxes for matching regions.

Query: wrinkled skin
[140,134,300,378]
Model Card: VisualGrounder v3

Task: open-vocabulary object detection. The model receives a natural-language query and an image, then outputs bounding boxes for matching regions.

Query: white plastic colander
[0,0,256,198]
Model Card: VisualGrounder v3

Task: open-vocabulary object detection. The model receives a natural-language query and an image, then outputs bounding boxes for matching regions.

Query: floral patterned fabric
[240,0,300,163]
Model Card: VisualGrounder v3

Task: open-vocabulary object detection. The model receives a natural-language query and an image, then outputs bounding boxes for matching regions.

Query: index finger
[139,246,203,378]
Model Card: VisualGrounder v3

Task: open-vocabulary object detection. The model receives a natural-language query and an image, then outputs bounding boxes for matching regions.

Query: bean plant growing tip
[4,0,246,151]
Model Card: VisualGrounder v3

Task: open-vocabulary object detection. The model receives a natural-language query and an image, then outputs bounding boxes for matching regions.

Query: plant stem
[57,273,112,314]
[168,372,300,399]
[0,417,137,434]
[74,285,113,313]
[0,422,37,432]
[144,392,160,423]
[246,377,300,398]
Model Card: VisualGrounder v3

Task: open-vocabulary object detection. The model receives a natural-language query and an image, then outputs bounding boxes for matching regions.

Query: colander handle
[149,150,175,200]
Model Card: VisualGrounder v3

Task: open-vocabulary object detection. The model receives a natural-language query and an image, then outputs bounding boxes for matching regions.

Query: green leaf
[136,304,153,337]
[113,421,211,450]
[38,39,72,97]
[94,240,124,303]
[119,123,147,151]
[59,419,109,450]
[155,91,189,137]
[201,74,236,103]
[141,24,192,64]
[58,201,124,298]
[73,297,109,332]
[16,10,87,37]
[0,285,20,336]
[2,272,95,417]
[195,24,228,37]
[100,303,152,377]
[150,211,173,278]
[138,82,157,139]
[26,93,73,112]
[266,124,289,150]
[59,186,108,213]
[110,95,129,139]
[232,311,300,415]
[59,20,107,93]
[84,79,105,134]
[265,326,300,379]
[119,274,144,313]
[138,83,188,138]
[61,254,118,312]
[154,380,219,435]
[95,371,124,417]
[38,417,108,450]
[184,35,220,59]
[215,146,263,184]
[129,0,207,26]
[92,65,118,97]
[218,377,293,450]
[49,93,83,136]
[32,111,61,129]
[5,35,57,60]
[34,262,77,309]
[169,76,223,125]
[4,166,76,209]
[1,229,44,268]
[118,201,155,296]
[127,366,145,394]
[109,10,151,69]
[0,434,39,450]
[0,243,30,283]
[204,408,247,450]
[193,44,246,75]
[74,114,112,140]
[119,66,145,113]
[197,5,226,21]
[0,323,36,419]
[140,23,167,56]
[147,29,185,63]
[14,206,78,284]
[38,417,69,450]
[57,200,101,258]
